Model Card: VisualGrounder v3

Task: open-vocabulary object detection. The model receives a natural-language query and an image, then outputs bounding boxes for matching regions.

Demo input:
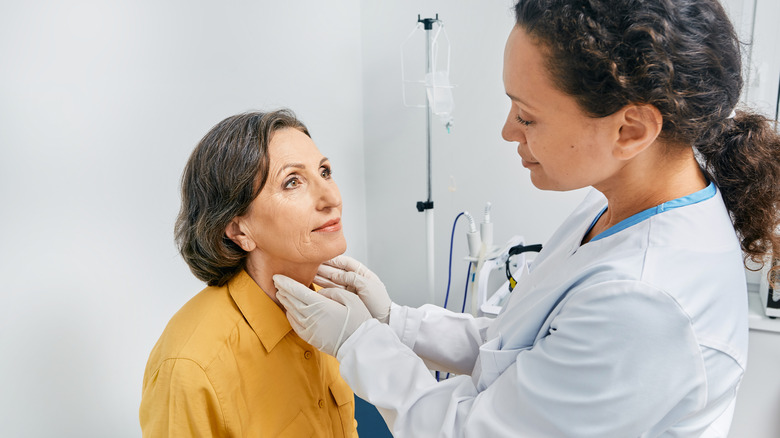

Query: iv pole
[414,14,439,305]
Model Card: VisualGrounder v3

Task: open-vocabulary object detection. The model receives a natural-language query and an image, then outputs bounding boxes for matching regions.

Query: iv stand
[414,14,439,305]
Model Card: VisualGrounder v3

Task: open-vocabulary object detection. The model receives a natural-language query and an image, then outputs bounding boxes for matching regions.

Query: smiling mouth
[313,218,342,232]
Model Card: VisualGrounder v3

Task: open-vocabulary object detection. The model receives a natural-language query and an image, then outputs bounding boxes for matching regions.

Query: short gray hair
[175,109,310,286]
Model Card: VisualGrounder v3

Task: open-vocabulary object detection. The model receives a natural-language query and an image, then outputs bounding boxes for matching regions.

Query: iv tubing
[461,263,472,314]
[443,212,466,309]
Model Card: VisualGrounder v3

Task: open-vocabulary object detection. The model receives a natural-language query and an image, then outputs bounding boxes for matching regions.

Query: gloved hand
[274,274,372,357]
[315,255,392,324]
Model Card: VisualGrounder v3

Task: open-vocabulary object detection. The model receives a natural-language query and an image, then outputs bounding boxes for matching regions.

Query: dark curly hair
[175,110,310,286]
[515,0,780,275]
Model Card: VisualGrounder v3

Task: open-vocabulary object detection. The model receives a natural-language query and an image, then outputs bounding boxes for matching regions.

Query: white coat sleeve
[337,281,704,438]
[389,303,493,375]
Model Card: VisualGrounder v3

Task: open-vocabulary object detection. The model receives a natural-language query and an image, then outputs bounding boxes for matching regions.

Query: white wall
[359,0,780,309]
[1,0,777,436]
[360,0,587,309]
[0,1,365,436]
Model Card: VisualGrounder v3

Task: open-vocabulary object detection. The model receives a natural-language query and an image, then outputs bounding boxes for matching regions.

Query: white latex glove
[274,274,371,357]
[315,255,392,324]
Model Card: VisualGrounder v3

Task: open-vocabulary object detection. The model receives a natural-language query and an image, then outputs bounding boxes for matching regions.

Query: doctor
[275,0,780,436]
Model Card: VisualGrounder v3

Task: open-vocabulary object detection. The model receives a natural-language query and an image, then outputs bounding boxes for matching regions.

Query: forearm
[389,303,492,375]
[338,319,475,436]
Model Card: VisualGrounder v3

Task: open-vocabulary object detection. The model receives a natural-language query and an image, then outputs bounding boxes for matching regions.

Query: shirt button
[318,399,325,408]
[304,350,313,360]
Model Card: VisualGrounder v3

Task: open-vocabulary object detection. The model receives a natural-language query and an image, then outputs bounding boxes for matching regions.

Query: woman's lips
[313,218,342,232]
[517,145,538,168]
[521,158,539,168]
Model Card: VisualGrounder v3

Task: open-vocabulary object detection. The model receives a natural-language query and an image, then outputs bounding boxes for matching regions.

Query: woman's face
[239,128,346,266]
[501,26,623,191]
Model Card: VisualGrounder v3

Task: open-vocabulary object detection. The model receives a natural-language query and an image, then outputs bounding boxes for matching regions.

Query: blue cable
[443,212,466,310]
[461,263,472,314]
[441,264,472,382]
[439,212,469,382]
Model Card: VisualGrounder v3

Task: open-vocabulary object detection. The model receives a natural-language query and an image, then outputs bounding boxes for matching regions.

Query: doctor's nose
[502,111,526,144]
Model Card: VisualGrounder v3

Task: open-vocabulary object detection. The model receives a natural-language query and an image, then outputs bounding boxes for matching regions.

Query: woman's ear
[612,104,663,160]
[225,218,256,252]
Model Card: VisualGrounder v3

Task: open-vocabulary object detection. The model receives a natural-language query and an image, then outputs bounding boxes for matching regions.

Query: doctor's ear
[225,218,256,252]
[612,104,663,160]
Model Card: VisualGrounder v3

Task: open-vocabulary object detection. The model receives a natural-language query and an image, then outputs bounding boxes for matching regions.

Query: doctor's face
[240,128,346,266]
[501,26,622,191]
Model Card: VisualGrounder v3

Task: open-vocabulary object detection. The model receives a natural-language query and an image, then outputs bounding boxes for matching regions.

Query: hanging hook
[417,14,439,30]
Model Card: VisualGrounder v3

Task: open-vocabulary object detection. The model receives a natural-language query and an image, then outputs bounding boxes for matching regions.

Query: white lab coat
[337,185,748,437]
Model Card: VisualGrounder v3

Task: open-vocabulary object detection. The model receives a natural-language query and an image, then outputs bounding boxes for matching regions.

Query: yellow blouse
[140,270,358,437]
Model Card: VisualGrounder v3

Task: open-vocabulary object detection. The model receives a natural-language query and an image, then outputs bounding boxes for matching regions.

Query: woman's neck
[243,254,319,307]
[585,145,707,243]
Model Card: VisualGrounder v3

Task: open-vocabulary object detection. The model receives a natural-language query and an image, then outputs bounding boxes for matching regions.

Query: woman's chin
[316,238,347,264]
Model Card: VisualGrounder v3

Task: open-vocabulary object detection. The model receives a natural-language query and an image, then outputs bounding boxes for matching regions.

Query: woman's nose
[502,111,526,143]
[316,179,342,210]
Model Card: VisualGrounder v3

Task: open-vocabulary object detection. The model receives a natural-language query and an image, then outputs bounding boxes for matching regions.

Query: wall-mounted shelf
[747,283,780,333]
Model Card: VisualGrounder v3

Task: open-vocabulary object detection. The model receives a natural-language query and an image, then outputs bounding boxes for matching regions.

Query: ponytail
[512,0,780,282]
[695,111,780,278]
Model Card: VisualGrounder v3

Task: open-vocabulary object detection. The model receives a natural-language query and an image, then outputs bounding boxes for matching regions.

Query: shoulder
[648,187,739,250]
[559,279,692,334]
[144,284,245,374]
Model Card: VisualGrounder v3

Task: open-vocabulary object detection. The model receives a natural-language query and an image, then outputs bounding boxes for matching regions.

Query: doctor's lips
[313,218,342,232]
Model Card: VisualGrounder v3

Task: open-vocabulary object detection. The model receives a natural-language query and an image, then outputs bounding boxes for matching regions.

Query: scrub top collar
[586,182,717,243]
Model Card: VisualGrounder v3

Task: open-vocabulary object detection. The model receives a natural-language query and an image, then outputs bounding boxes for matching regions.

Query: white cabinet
[729,289,780,437]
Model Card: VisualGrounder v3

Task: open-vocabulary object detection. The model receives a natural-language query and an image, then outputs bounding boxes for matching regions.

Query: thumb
[325,255,370,276]
[273,275,320,304]
[313,274,341,290]
[320,287,363,308]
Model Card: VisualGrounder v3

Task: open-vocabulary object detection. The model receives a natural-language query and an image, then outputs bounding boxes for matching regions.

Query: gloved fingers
[332,255,382,282]
[276,289,308,321]
[285,309,308,334]
[286,312,329,354]
[319,287,363,307]
[323,254,360,271]
[273,275,325,305]
[319,266,367,294]
[323,255,373,277]
[320,288,372,327]
[313,274,342,291]
[321,256,385,288]
[316,265,357,291]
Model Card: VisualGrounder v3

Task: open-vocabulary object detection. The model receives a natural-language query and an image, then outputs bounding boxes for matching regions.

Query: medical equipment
[443,205,542,317]
[464,212,481,258]
[504,243,543,292]
[402,14,455,305]
[401,15,454,129]
[480,203,493,248]
[758,257,780,318]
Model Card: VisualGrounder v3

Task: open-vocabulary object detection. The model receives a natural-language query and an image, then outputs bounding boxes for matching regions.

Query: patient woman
[139,110,359,437]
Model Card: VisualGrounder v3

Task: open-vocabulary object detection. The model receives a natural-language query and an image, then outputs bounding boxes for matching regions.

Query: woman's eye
[321,166,332,179]
[516,114,533,126]
[284,177,300,189]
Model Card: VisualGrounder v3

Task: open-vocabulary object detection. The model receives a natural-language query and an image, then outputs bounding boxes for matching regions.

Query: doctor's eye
[516,115,534,126]
[320,165,332,179]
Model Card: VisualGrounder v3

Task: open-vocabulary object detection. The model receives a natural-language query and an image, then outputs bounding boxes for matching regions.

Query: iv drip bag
[401,19,454,127]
